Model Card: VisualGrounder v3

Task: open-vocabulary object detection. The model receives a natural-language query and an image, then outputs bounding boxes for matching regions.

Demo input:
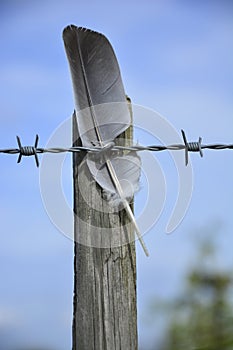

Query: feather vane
[63,25,149,256]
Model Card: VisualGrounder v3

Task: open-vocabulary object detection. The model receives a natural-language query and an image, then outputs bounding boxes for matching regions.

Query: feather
[63,25,149,256]
[87,151,141,206]
[63,25,130,146]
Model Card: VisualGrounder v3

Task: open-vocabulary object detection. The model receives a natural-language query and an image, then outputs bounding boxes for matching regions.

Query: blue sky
[0,1,233,349]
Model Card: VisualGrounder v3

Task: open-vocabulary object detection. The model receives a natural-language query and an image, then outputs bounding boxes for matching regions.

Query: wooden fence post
[72,98,138,350]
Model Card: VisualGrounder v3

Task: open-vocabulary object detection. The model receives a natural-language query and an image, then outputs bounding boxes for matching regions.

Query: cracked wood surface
[72,99,138,350]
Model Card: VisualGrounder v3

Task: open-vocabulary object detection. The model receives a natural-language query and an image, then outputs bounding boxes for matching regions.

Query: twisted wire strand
[2,144,233,154]
[0,131,232,167]
[1,144,233,154]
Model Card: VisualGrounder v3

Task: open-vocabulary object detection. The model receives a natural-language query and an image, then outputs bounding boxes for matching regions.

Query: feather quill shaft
[105,158,149,256]
[63,25,149,256]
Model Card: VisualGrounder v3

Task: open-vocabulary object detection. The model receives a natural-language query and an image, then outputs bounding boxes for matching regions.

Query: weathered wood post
[72,97,138,350]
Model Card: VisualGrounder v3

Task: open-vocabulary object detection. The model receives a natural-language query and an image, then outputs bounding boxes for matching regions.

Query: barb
[181,129,203,165]
[0,130,232,167]
[16,135,40,167]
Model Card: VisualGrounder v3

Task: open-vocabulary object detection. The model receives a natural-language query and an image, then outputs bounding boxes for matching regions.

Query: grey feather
[87,151,141,206]
[63,25,130,147]
[63,25,149,256]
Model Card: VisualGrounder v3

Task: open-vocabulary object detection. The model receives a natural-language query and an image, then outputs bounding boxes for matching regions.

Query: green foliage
[158,237,233,350]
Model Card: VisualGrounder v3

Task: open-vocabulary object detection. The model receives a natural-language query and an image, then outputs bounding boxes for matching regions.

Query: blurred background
[0,0,233,349]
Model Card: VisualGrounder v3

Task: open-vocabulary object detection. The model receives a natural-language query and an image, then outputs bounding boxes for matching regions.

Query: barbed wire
[0,130,232,167]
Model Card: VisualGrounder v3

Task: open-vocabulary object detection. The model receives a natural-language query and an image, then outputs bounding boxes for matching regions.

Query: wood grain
[72,98,138,350]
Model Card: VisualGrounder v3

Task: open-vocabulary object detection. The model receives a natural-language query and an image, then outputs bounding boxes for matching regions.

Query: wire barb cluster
[0,130,232,167]
[16,134,40,167]
[181,129,203,165]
